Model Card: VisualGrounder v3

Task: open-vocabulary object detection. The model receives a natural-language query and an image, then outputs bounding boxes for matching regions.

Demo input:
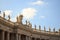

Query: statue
[35,25,36,30]
[8,15,10,21]
[16,16,18,23]
[44,26,46,32]
[19,15,23,20]
[0,11,1,14]
[49,27,51,32]
[53,28,55,32]
[19,15,23,24]
[59,29,60,33]
[28,21,32,28]
[39,25,41,30]
[26,20,28,25]
[3,12,5,18]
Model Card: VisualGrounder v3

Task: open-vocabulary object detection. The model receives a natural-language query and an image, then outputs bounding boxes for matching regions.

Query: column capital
[7,32,10,40]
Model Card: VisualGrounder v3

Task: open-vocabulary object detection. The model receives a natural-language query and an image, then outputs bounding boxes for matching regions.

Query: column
[35,38,36,40]
[7,32,10,40]
[26,36,28,40]
[2,31,5,40]
[29,37,31,40]
[26,36,30,40]
[18,34,21,40]
[16,33,18,40]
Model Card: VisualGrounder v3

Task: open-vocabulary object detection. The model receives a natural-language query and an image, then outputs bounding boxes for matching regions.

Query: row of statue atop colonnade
[0,11,60,33]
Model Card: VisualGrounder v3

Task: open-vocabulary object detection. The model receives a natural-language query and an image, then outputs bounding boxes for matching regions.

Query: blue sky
[0,0,60,31]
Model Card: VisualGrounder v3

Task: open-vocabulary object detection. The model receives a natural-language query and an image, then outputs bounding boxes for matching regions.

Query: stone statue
[16,16,18,23]
[49,27,51,32]
[19,15,23,24]
[26,20,28,25]
[3,12,5,18]
[35,25,36,30]
[28,21,32,28]
[8,15,10,21]
[59,29,60,33]
[0,11,1,14]
[39,25,41,30]
[44,26,46,32]
[53,28,55,32]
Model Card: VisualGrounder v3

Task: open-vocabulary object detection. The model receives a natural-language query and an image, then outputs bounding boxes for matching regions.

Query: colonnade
[0,30,49,40]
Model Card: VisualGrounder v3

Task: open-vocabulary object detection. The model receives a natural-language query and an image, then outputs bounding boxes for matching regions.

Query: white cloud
[21,8,37,20]
[4,10,12,16]
[0,10,15,22]
[0,10,12,17]
[40,16,45,19]
[32,0,44,5]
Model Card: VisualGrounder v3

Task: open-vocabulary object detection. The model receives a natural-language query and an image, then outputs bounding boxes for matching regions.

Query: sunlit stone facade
[0,12,60,40]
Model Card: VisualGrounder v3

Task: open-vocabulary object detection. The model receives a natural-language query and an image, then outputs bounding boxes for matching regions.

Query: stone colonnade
[0,30,49,40]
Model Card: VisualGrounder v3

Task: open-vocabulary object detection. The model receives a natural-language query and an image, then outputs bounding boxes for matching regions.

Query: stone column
[16,33,18,40]
[7,32,10,40]
[26,36,30,40]
[26,36,28,40]
[18,34,21,40]
[2,31,5,40]
[35,38,36,40]
[29,37,31,40]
